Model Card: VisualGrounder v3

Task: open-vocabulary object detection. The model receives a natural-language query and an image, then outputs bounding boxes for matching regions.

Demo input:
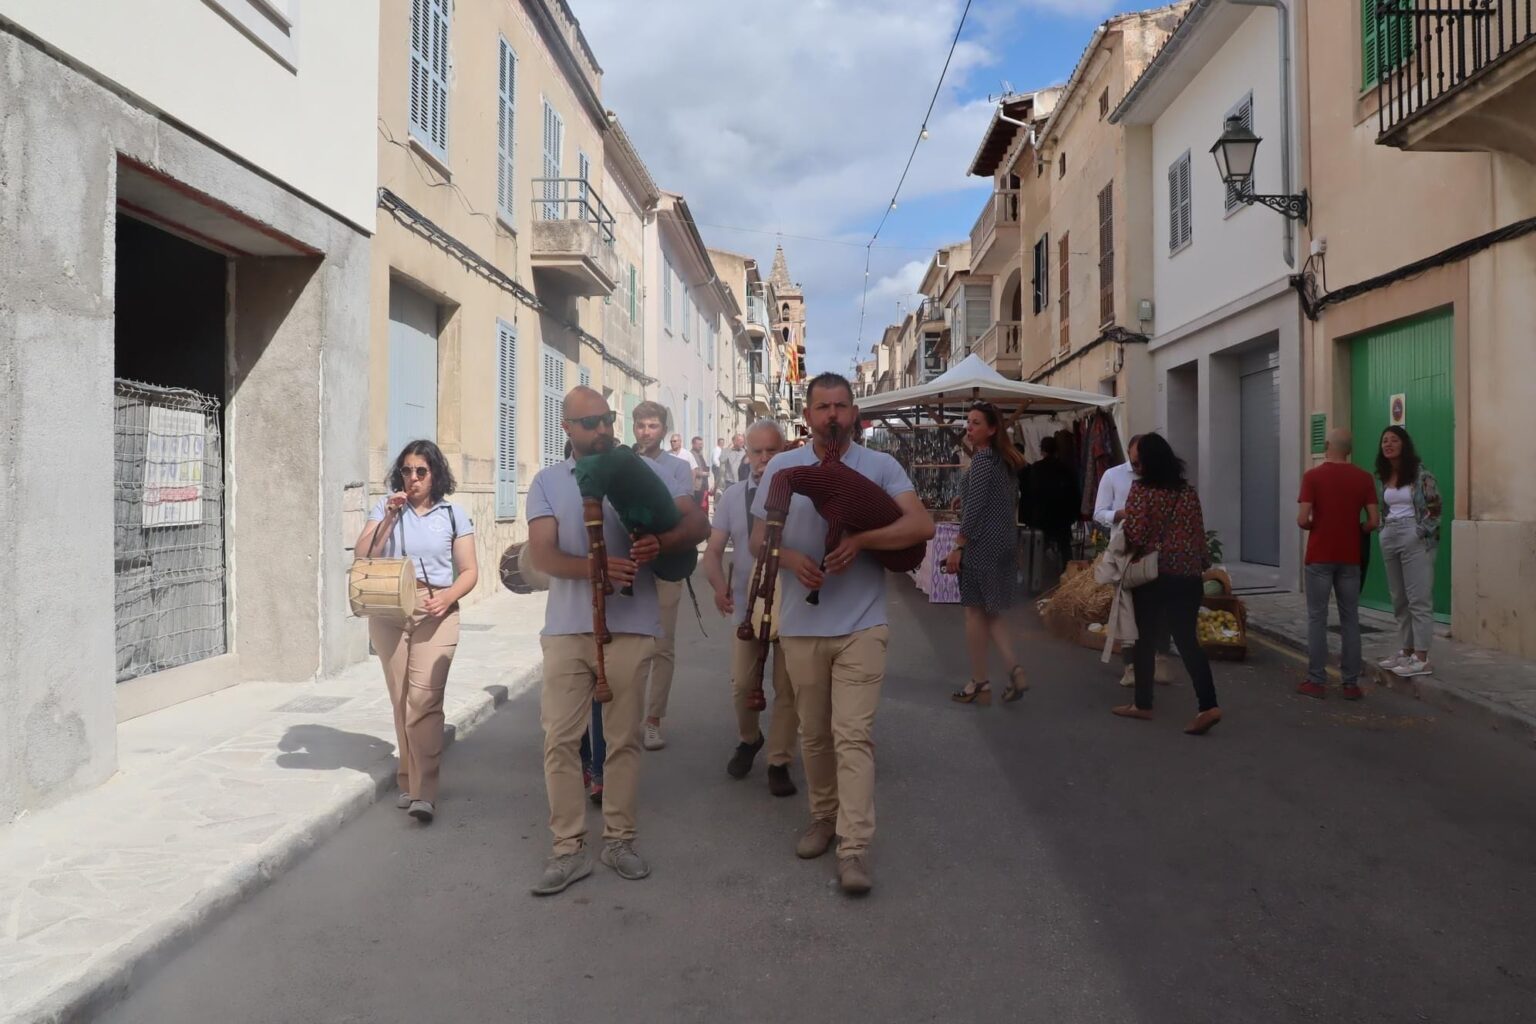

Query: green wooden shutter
[1361,0,1381,90]
[1363,0,1413,89]
[1310,413,1327,455]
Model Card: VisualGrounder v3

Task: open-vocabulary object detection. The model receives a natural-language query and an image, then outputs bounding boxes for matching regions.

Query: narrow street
[104,577,1536,1024]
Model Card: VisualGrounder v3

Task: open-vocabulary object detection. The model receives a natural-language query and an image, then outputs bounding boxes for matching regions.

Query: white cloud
[577,0,1059,372]
[865,259,929,312]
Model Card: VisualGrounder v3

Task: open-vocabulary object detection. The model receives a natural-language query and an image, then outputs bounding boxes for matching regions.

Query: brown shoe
[795,818,836,859]
[1111,703,1154,720]
[837,855,872,895]
[1184,708,1223,735]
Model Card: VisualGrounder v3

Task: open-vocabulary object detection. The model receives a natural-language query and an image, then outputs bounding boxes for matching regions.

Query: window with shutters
[1098,182,1115,327]
[1362,0,1414,91]
[1223,95,1255,214]
[577,151,591,222]
[1058,152,1067,179]
[628,264,638,324]
[540,345,567,467]
[1058,233,1071,352]
[496,38,516,225]
[1169,151,1193,254]
[1031,234,1050,315]
[540,100,563,220]
[682,290,691,342]
[495,320,519,519]
[1099,88,1110,119]
[579,366,592,389]
[663,262,673,331]
[964,285,990,354]
[707,317,714,369]
[409,0,450,162]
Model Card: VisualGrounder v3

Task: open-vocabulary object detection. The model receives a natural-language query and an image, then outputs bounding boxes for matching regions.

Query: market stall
[858,355,1121,604]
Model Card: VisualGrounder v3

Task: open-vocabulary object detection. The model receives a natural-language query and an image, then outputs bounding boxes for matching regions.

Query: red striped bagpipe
[735,440,925,710]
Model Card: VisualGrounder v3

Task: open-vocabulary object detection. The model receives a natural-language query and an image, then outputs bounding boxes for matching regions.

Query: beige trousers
[540,632,655,855]
[370,606,460,804]
[645,578,684,721]
[730,636,798,766]
[779,625,889,858]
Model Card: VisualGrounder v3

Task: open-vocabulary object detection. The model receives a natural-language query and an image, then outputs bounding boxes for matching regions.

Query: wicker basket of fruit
[1197,595,1247,661]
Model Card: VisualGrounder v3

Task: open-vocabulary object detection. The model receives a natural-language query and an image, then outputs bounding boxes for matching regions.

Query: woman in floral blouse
[1113,433,1222,735]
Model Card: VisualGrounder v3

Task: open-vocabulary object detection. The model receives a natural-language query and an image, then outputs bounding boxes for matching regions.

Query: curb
[1246,618,1536,750]
[14,664,542,1024]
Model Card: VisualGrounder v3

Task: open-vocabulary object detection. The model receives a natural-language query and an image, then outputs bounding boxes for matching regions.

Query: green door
[1349,309,1454,619]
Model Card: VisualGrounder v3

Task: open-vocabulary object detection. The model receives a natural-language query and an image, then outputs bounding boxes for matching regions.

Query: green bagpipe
[573,444,698,586]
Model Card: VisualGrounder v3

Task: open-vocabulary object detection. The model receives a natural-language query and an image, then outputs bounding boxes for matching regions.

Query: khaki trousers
[645,578,684,721]
[730,636,797,766]
[780,625,889,858]
[370,606,460,804]
[540,632,655,855]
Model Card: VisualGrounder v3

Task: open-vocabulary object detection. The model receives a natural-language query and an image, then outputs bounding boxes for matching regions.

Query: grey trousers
[1305,563,1361,685]
[1380,518,1437,654]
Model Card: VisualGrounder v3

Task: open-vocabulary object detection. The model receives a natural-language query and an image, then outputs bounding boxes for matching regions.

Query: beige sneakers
[837,855,872,895]
[795,818,836,859]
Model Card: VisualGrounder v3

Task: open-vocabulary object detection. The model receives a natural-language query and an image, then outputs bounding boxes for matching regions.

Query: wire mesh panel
[114,380,227,682]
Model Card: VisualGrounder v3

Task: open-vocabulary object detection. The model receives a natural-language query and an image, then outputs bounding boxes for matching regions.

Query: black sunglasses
[565,411,617,431]
[398,466,431,480]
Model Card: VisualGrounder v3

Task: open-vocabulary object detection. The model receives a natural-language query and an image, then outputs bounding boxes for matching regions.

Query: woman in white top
[354,440,479,823]
[1375,426,1442,678]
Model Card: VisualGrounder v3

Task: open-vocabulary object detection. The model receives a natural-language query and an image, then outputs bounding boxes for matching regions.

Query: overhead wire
[852,0,975,374]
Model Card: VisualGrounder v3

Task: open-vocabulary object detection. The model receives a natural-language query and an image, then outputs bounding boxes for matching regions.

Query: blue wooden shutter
[541,101,562,219]
[495,320,518,518]
[409,0,449,159]
[579,366,592,388]
[540,345,567,467]
[497,39,516,222]
[578,151,591,221]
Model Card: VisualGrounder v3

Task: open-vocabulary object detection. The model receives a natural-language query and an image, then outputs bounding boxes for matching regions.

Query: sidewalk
[1242,591,1536,747]
[0,590,546,1024]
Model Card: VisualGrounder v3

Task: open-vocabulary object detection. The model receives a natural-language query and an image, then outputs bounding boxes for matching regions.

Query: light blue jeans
[1380,517,1436,654]
[1305,563,1361,685]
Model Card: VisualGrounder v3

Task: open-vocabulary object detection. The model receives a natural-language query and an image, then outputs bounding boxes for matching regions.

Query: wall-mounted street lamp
[1210,115,1309,224]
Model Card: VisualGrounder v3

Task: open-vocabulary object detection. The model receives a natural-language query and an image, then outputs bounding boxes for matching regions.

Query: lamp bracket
[1246,190,1309,224]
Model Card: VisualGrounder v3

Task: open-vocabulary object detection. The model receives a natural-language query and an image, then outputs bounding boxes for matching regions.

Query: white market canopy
[858,354,1117,420]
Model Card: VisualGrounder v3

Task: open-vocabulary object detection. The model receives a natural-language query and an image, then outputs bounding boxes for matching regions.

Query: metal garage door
[1239,347,1280,567]
[387,282,439,460]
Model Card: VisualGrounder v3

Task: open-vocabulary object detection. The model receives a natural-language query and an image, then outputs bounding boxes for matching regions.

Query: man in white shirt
[1092,436,1175,686]
[633,403,700,752]
[524,388,708,896]
[704,420,797,797]
[751,373,934,896]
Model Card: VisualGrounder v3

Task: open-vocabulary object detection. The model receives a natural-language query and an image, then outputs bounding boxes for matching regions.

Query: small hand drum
[348,558,417,619]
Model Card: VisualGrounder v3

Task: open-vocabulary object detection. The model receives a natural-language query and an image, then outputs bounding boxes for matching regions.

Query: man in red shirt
[1297,429,1380,699]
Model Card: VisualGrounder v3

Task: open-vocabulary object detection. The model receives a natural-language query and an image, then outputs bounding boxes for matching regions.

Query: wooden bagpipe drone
[573,444,698,702]
[735,432,925,710]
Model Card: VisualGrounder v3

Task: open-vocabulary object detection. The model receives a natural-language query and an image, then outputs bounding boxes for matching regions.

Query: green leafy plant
[1206,529,1224,565]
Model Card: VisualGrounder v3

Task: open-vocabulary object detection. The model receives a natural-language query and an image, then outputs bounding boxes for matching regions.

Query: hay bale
[1038,552,1115,640]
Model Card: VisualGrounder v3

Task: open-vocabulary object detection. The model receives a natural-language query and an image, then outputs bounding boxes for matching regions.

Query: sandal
[951,680,992,706]
[1001,665,1028,702]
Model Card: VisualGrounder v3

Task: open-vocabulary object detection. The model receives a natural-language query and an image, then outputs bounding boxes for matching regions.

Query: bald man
[1297,428,1380,700]
[524,387,709,895]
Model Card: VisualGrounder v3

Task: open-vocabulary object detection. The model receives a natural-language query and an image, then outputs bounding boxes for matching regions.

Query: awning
[857,354,1116,419]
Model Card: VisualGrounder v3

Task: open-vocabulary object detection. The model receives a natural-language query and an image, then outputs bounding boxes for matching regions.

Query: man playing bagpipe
[525,387,709,896]
[749,373,935,895]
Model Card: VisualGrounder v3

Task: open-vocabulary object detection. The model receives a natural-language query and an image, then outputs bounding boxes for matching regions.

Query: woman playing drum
[354,440,479,824]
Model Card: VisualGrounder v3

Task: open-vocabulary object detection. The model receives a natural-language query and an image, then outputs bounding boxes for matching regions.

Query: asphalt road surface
[104,577,1536,1024]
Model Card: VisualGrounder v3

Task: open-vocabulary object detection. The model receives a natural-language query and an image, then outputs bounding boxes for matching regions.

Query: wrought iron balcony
[1376,2,1536,163]
[969,189,1021,274]
[918,297,947,328]
[530,178,619,296]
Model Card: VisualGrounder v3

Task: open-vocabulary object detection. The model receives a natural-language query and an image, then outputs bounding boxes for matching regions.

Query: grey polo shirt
[643,450,695,497]
[526,455,691,637]
[752,443,915,638]
[366,498,473,589]
[711,478,761,613]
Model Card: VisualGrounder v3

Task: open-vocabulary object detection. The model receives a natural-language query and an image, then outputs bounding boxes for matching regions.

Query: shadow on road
[274,724,396,772]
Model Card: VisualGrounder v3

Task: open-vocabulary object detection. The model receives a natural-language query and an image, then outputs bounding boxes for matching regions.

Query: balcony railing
[977,320,1023,377]
[918,297,946,326]
[534,178,616,244]
[746,295,770,333]
[1377,2,1536,149]
[969,189,1021,265]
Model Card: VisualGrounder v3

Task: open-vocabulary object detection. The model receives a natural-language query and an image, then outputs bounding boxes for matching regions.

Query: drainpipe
[1230,0,1298,268]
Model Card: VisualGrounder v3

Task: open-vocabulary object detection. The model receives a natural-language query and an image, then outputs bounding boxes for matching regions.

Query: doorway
[1238,346,1281,567]
[387,281,440,460]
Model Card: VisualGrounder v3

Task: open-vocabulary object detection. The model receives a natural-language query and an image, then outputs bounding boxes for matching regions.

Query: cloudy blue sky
[579,0,1128,376]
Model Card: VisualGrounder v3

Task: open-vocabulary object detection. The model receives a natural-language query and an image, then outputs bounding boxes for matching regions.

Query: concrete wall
[0,0,379,229]
[1301,0,1536,656]
[0,27,370,820]
[1149,9,1290,335]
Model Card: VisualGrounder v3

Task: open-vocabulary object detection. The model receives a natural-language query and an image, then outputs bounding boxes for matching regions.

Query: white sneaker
[1153,654,1178,686]
[1378,653,1410,671]
[407,799,435,823]
[1118,664,1135,687]
[643,723,666,750]
[1393,656,1432,678]
[395,792,414,810]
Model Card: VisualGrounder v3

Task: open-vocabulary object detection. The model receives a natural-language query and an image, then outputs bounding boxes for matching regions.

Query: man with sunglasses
[631,402,700,751]
[525,388,708,896]
[1092,435,1175,687]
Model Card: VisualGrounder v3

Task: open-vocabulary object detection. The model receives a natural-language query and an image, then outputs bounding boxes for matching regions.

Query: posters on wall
[142,406,206,528]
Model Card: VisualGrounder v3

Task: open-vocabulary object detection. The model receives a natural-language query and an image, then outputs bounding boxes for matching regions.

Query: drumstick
[418,557,435,598]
